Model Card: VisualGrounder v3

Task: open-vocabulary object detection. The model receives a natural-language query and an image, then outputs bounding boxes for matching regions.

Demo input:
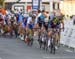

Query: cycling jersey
[50,17,60,29]
[29,22,34,29]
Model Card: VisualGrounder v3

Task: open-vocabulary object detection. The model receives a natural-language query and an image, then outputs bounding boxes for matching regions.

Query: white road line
[0,58,2,59]
[65,49,73,53]
[43,56,75,59]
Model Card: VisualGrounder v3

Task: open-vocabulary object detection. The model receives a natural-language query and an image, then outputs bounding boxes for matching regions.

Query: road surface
[0,36,75,59]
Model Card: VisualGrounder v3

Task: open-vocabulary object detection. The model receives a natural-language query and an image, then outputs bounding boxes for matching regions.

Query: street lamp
[71,0,73,15]
[49,0,53,12]
[60,0,64,15]
[40,0,42,11]
[25,0,27,14]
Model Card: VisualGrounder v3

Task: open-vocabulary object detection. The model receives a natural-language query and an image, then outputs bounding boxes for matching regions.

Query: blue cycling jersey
[22,17,28,27]
[40,14,45,21]
[29,23,34,29]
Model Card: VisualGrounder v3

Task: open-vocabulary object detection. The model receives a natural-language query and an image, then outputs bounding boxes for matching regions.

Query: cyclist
[49,16,61,54]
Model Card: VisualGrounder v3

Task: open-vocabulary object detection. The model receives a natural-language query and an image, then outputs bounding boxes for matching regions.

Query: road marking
[43,56,75,59]
[65,49,73,53]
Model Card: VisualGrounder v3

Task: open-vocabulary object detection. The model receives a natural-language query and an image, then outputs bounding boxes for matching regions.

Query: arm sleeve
[27,17,32,24]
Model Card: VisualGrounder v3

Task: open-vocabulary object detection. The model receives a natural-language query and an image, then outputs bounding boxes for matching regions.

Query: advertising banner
[60,20,75,48]
[32,0,40,10]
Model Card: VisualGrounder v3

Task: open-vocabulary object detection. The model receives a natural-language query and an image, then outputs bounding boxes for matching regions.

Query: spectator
[72,15,75,25]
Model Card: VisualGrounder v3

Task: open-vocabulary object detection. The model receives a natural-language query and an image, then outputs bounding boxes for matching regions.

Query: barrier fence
[60,19,75,49]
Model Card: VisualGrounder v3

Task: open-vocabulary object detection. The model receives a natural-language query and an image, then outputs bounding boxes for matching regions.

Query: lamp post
[71,0,73,15]
[25,0,27,14]
[49,0,53,13]
[40,0,42,11]
[60,0,64,15]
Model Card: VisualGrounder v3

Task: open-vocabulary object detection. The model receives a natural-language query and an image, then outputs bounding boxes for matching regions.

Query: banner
[60,20,75,48]
[32,0,40,10]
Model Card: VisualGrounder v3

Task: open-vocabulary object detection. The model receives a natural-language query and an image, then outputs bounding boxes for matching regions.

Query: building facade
[0,0,5,8]
[60,0,75,16]
[4,0,60,13]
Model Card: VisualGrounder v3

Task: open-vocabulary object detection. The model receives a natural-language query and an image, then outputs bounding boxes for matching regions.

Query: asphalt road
[0,36,75,59]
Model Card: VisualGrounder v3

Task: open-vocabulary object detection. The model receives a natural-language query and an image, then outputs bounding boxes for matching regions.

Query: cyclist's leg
[53,36,56,54]
[50,31,53,53]
[51,28,56,54]
[56,29,61,47]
